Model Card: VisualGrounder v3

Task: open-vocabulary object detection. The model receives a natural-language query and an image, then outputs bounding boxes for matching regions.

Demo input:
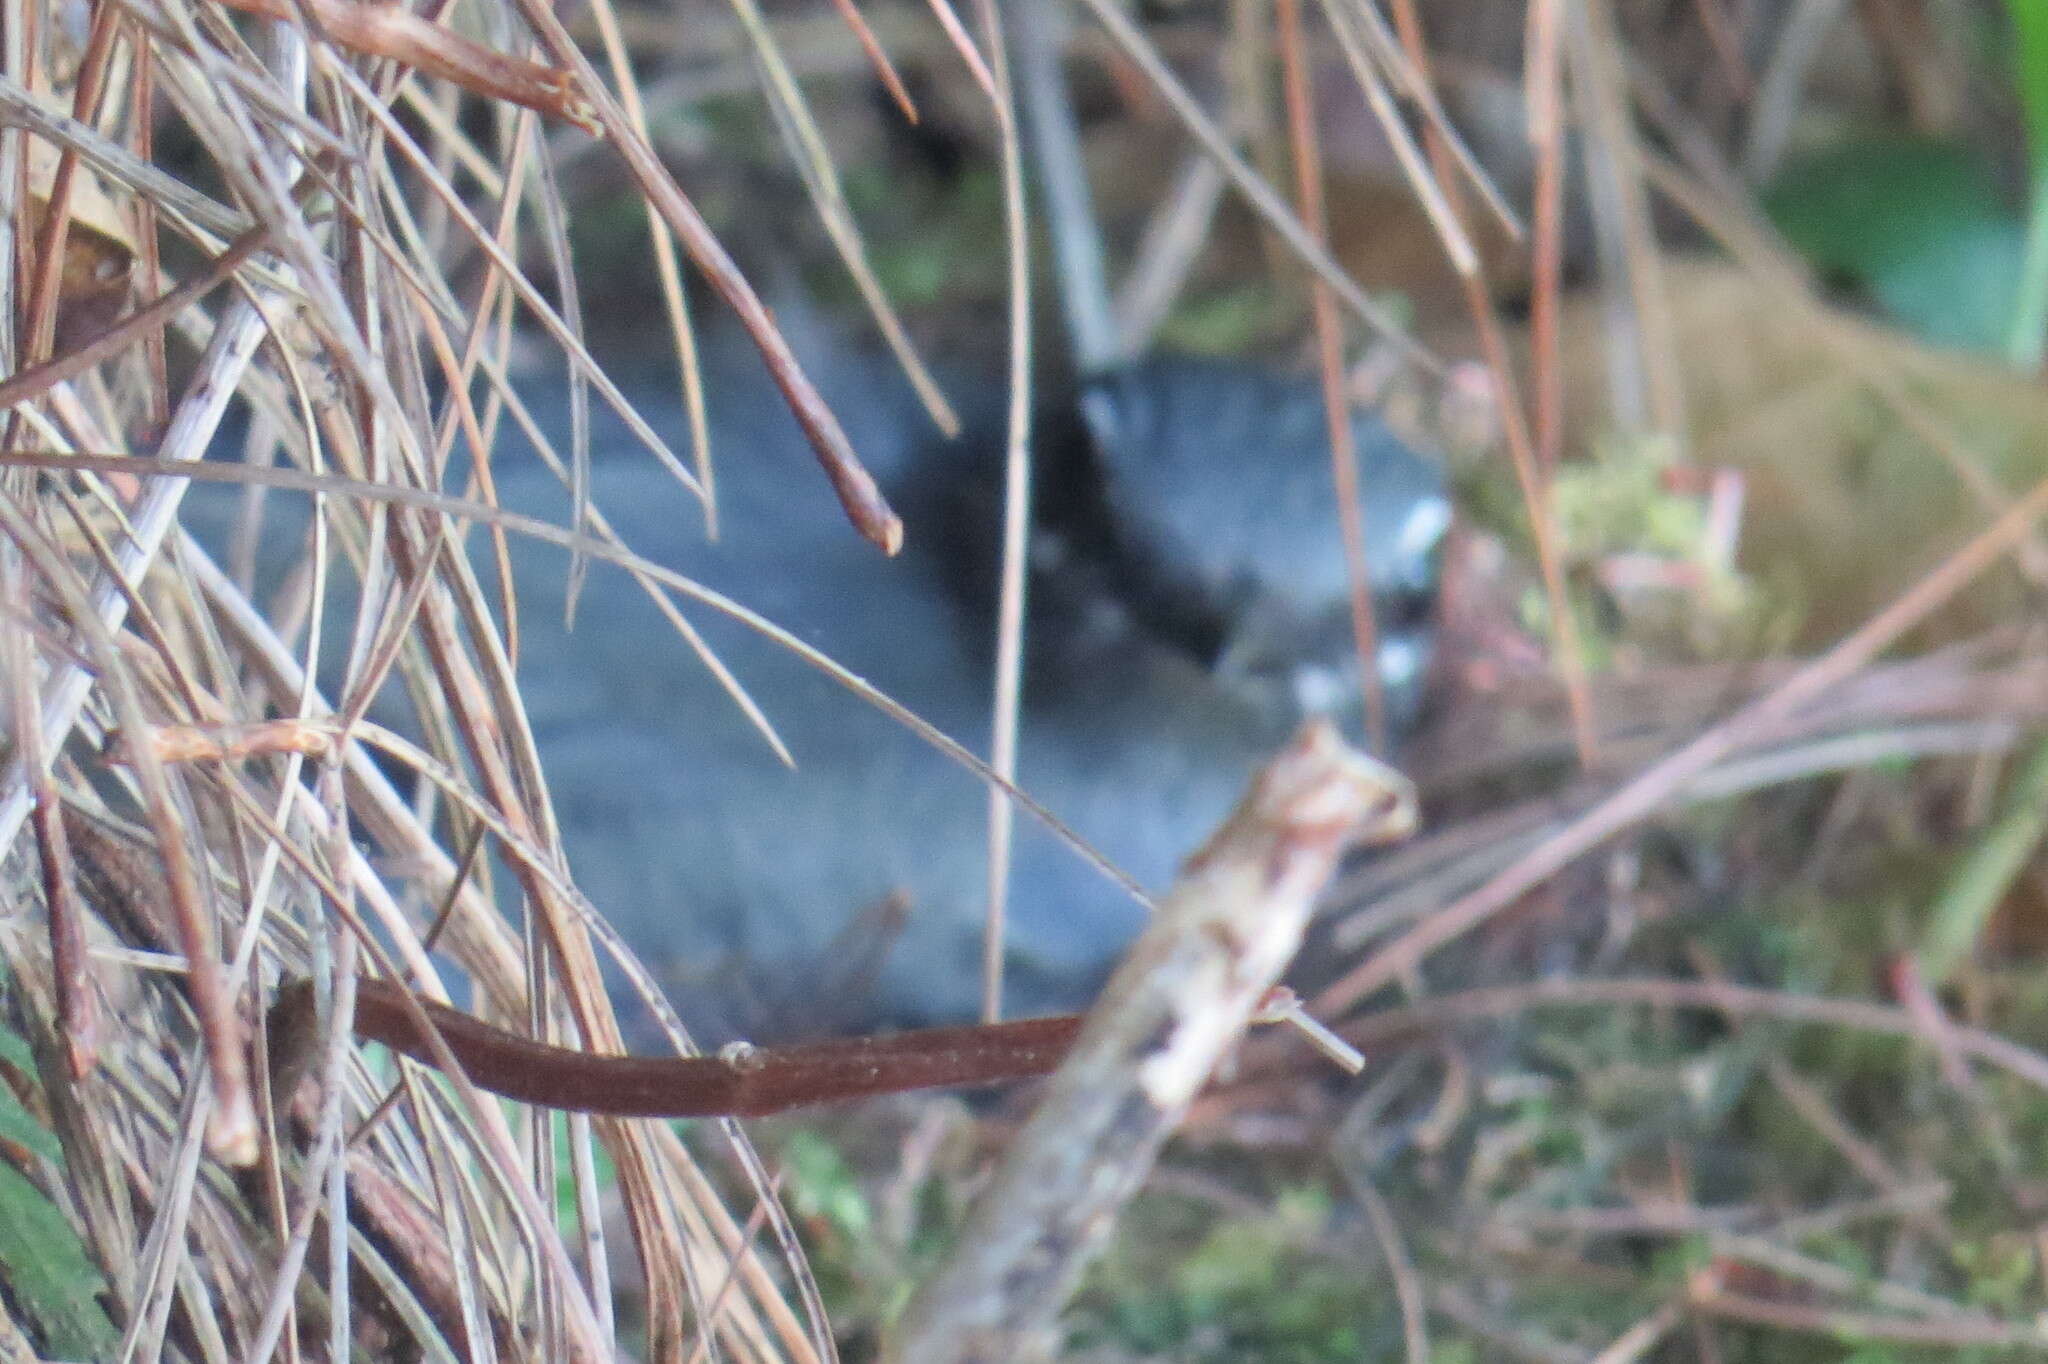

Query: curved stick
[270,978,1083,1119]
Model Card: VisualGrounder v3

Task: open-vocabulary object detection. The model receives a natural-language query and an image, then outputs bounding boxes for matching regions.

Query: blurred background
[8,0,2048,1359]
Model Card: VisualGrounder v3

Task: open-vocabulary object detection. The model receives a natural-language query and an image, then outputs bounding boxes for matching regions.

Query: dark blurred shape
[1072,357,1448,727]
[496,336,1446,1037]
[492,345,1274,1036]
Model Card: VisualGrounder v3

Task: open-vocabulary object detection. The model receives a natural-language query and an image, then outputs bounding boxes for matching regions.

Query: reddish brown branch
[262,726,1412,1130]
[31,793,96,1079]
[209,0,598,132]
[826,0,920,124]
[270,978,1084,1119]
[1274,0,1387,752]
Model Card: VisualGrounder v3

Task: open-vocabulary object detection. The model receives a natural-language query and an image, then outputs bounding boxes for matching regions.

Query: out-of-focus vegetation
[728,4,2048,1361]
[3,0,2048,1359]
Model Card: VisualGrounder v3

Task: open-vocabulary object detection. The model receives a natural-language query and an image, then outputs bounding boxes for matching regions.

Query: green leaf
[2008,0,2048,172]
[0,1162,116,1361]
[0,1020,33,1071]
[780,1128,872,1241]
[0,1025,60,1164]
[0,1082,61,1166]
[1918,738,2048,984]
[1766,139,2024,354]
[2004,0,2048,361]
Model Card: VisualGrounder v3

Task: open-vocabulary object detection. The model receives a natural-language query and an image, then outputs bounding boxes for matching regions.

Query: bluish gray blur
[199,332,1448,1039]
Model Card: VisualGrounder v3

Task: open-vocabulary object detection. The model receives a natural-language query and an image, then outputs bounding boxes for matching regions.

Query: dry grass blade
[0,0,1009,1350]
[1112,149,1226,348]
[1327,0,1520,237]
[972,0,1033,1024]
[506,0,920,556]
[1336,639,2048,939]
[0,71,253,240]
[574,0,715,536]
[1317,0,1480,280]
[716,0,959,437]
[1276,0,1390,753]
[0,222,274,413]
[1336,976,2048,1103]
[1381,0,1599,769]
[1564,0,1683,436]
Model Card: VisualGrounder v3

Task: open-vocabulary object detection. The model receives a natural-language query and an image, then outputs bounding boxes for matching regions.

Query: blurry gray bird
[485,325,1444,1038]
[185,322,1445,1039]
[996,357,1450,730]
[998,0,1448,731]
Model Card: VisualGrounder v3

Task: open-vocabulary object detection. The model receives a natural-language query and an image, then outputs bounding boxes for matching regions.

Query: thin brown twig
[318,67,696,496]
[505,0,905,552]
[573,0,713,537]
[1071,0,1436,366]
[1325,0,1523,235]
[1690,0,1753,99]
[4,446,1156,908]
[1112,150,1224,347]
[1317,0,1479,277]
[1379,0,1598,770]
[1428,1284,1591,1364]
[1763,1061,1912,1194]
[1335,720,2043,957]
[920,0,998,101]
[1351,1170,1429,1364]
[1704,1231,1972,1321]
[1588,0,1686,434]
[716,0,963,439]
[128,16,169,434]
[17,0,121,375]
[1526,0,1565,476]
[1692,1285,2048,1349]
[825,0,919,123]
[2,545,96,1078]
[682,1175,783,1364]
[29,765,93,1078]
[1275,0,1387,751]
[0,498,257,1164]
[0,71,252,240]
[1590,1298,1685,1364]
